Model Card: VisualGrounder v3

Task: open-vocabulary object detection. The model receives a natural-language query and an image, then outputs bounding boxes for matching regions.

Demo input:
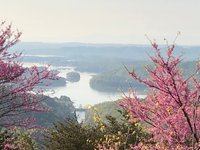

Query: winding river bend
[24,63,146,107]
[50,68,146,107]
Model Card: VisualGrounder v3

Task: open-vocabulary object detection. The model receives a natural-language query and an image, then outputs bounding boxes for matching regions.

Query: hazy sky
[1,0,200,44]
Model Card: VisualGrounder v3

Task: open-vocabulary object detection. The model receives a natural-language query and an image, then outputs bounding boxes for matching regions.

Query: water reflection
[24,63,146,107]
[52,72,123,107]
[49,69,146,107]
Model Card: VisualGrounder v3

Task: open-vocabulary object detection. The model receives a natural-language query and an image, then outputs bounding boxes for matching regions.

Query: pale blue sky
[1,0,200,44]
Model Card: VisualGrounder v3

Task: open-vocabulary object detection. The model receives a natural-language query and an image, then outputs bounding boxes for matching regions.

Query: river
[50,67,146,107]
[24,63,146,107]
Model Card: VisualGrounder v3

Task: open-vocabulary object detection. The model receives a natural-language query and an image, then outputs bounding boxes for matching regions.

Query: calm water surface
[24,63,146,107]
[51,68,146,107]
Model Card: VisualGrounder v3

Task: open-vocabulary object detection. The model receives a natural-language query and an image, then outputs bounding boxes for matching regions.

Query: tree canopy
[0,21,57,127]
[120,39,200,149]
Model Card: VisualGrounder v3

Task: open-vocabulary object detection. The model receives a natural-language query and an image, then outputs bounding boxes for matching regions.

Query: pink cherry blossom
[120,42,200,149]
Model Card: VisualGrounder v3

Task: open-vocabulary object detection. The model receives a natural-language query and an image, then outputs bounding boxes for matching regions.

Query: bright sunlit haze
[1,0,200,45]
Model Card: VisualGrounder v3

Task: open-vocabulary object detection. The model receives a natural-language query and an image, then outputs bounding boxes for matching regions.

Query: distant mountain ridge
[10,42,200,61]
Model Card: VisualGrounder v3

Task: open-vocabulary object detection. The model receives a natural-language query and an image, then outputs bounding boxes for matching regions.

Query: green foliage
[90,61,199,93]
[92,109,151,149]
[90,63,148,93]
[43,107,150,150]
[0,128,13,149]
[27,96,76,128]
[0,128,38,150]
[42,119,99,150]
[103,111,150,148]
[85,101,151,149]
[14,129,38,150]
[85,101,123,125]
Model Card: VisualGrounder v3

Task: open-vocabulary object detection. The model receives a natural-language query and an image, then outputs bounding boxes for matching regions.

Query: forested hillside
[90,60,199,93]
